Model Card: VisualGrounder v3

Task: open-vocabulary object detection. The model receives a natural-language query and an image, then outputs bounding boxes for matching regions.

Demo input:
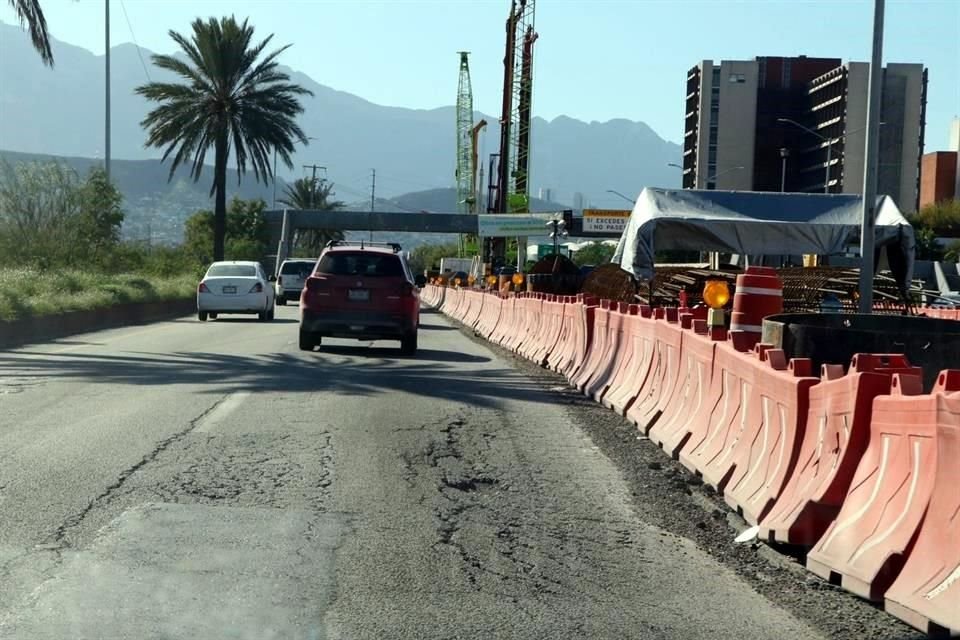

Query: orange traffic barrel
[730,266,783,338]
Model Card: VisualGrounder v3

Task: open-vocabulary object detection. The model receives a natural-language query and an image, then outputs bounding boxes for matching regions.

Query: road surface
[0,305,893,638]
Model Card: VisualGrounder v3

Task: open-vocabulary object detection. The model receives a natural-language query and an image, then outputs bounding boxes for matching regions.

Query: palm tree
[9,0,53,66]
[279,177,345,253]
[136,16,311,261]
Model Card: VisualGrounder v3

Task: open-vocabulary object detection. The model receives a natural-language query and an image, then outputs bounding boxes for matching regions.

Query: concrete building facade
[683,56,928,212]
[919,151,958,207]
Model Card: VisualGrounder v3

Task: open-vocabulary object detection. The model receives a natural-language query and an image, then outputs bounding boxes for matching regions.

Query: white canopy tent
[612,189,916,287]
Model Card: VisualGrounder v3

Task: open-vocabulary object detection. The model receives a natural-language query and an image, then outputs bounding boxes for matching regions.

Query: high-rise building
[538,187,553,202]
[683,56,928,212]
[572,192,585,210]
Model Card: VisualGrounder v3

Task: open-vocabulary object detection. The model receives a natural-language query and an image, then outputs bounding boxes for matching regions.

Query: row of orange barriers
[424,284,959,636]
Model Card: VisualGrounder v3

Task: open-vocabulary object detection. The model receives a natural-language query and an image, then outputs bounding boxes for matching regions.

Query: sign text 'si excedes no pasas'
[582,209,630,233]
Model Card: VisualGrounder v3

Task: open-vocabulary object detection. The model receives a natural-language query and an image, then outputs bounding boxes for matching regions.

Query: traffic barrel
[730,267,783,349]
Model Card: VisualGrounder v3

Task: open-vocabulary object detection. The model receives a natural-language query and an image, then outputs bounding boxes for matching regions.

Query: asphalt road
[0,305,872,639]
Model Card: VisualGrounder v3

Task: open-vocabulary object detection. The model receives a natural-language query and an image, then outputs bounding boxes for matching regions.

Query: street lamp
[779,148,790,192]
[546,218,568,256]
[605,189,635,205]
[777,119,884,195]
[273,136,316,208]
[706,165,745,184]
[667,163,744,188]
[777,118,831,194]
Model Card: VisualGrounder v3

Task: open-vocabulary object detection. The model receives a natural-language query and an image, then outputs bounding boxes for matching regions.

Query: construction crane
[488,0,537,266]
[455,52,474,216]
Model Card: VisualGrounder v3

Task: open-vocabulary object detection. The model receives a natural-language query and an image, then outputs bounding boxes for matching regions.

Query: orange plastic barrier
[546,296,579,373]
[758,354,921,545]
[585,302,630,401]
[516,294,546,358]
[884,371,960,635]
[603,306,656,416]
[497,293,523,351]
[716,346,817,523]
[806,372,941,601]
[678,338,816,497]
[525,295,564,365]
[571,301,612,391]
[599,304,642,408]
[474,293,502,338]
[505,294,537,353]
[489,295,515,346]
[648,316,719,456]
[561,298,599,382]
[463,290,483,328]
[626,309,684,431]
[440,287,463,318]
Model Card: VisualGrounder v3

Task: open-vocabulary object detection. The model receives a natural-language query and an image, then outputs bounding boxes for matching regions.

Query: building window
[728,73,746,84]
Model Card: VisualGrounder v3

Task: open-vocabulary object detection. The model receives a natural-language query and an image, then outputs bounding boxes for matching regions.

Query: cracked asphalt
[0,306,912,638]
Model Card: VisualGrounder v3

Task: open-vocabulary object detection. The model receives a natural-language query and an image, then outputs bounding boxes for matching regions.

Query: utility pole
[104,0,111,183]
[303,164,327,185]
[858,0,885,313]
[369,168,376,242]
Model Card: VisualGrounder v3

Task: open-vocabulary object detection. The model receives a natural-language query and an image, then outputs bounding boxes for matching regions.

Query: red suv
[299,241,422,354]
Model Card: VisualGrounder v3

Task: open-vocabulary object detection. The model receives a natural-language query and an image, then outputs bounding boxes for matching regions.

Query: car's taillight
[305,277,322,292]
[401,282,416,298]
[278,276,283,286]
[249,282,263,293]
[198,282,210,293]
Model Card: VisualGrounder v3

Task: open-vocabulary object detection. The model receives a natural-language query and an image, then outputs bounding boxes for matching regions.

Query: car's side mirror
[414,274,427,287]
[267,275,277,282]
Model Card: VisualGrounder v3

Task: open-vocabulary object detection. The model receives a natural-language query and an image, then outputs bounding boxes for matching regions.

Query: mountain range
[0,21,680,244]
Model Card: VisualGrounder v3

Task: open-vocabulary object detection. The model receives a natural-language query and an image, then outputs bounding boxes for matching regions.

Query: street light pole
[605,189,634,205]
[859,0,885,313]
[777,118,830,193]
[780,148,789,192]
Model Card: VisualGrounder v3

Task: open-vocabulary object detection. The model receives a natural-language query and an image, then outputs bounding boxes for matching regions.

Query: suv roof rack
[325,240,402,253]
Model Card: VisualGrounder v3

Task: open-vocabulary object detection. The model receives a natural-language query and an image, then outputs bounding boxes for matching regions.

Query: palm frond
[10,0,53,66]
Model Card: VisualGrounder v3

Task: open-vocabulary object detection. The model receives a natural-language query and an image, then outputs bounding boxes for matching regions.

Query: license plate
[348,289,369,302]
[222,286,237,294]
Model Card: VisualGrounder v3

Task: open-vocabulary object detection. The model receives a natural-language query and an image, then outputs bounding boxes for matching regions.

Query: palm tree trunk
[213,134,228,261]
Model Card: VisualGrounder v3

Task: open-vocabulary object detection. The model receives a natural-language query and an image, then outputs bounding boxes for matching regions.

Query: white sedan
[197,261,276,322]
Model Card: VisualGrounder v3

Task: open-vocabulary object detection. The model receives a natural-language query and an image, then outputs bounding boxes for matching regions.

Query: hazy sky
[1,0,958,146]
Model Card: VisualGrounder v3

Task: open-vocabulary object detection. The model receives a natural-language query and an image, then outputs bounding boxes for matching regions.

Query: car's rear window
[316,252,404,277]
[207,264,256,277]
[281,260,315,275]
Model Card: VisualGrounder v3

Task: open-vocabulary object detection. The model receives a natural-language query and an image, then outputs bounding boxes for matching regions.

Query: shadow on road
[417,323,456,331]
[0,341,554,410]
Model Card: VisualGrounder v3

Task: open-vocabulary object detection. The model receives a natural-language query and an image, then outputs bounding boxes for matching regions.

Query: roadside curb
[0,298,195,350]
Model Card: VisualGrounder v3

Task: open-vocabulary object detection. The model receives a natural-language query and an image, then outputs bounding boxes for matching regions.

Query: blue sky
[2,0,958,147]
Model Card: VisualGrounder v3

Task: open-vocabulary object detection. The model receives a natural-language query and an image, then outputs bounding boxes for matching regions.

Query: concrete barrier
[0,298,195,350]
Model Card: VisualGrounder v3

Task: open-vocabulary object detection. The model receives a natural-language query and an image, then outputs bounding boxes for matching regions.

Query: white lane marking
[195,392,251,433]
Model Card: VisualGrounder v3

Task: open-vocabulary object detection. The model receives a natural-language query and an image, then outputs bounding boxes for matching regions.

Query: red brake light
[198,282,210,293]
[249,282,263,293]
[305,277,322,292]
[401,282,416,298]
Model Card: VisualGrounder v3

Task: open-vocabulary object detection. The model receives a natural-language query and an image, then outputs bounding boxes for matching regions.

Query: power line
[119,0,151,82]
